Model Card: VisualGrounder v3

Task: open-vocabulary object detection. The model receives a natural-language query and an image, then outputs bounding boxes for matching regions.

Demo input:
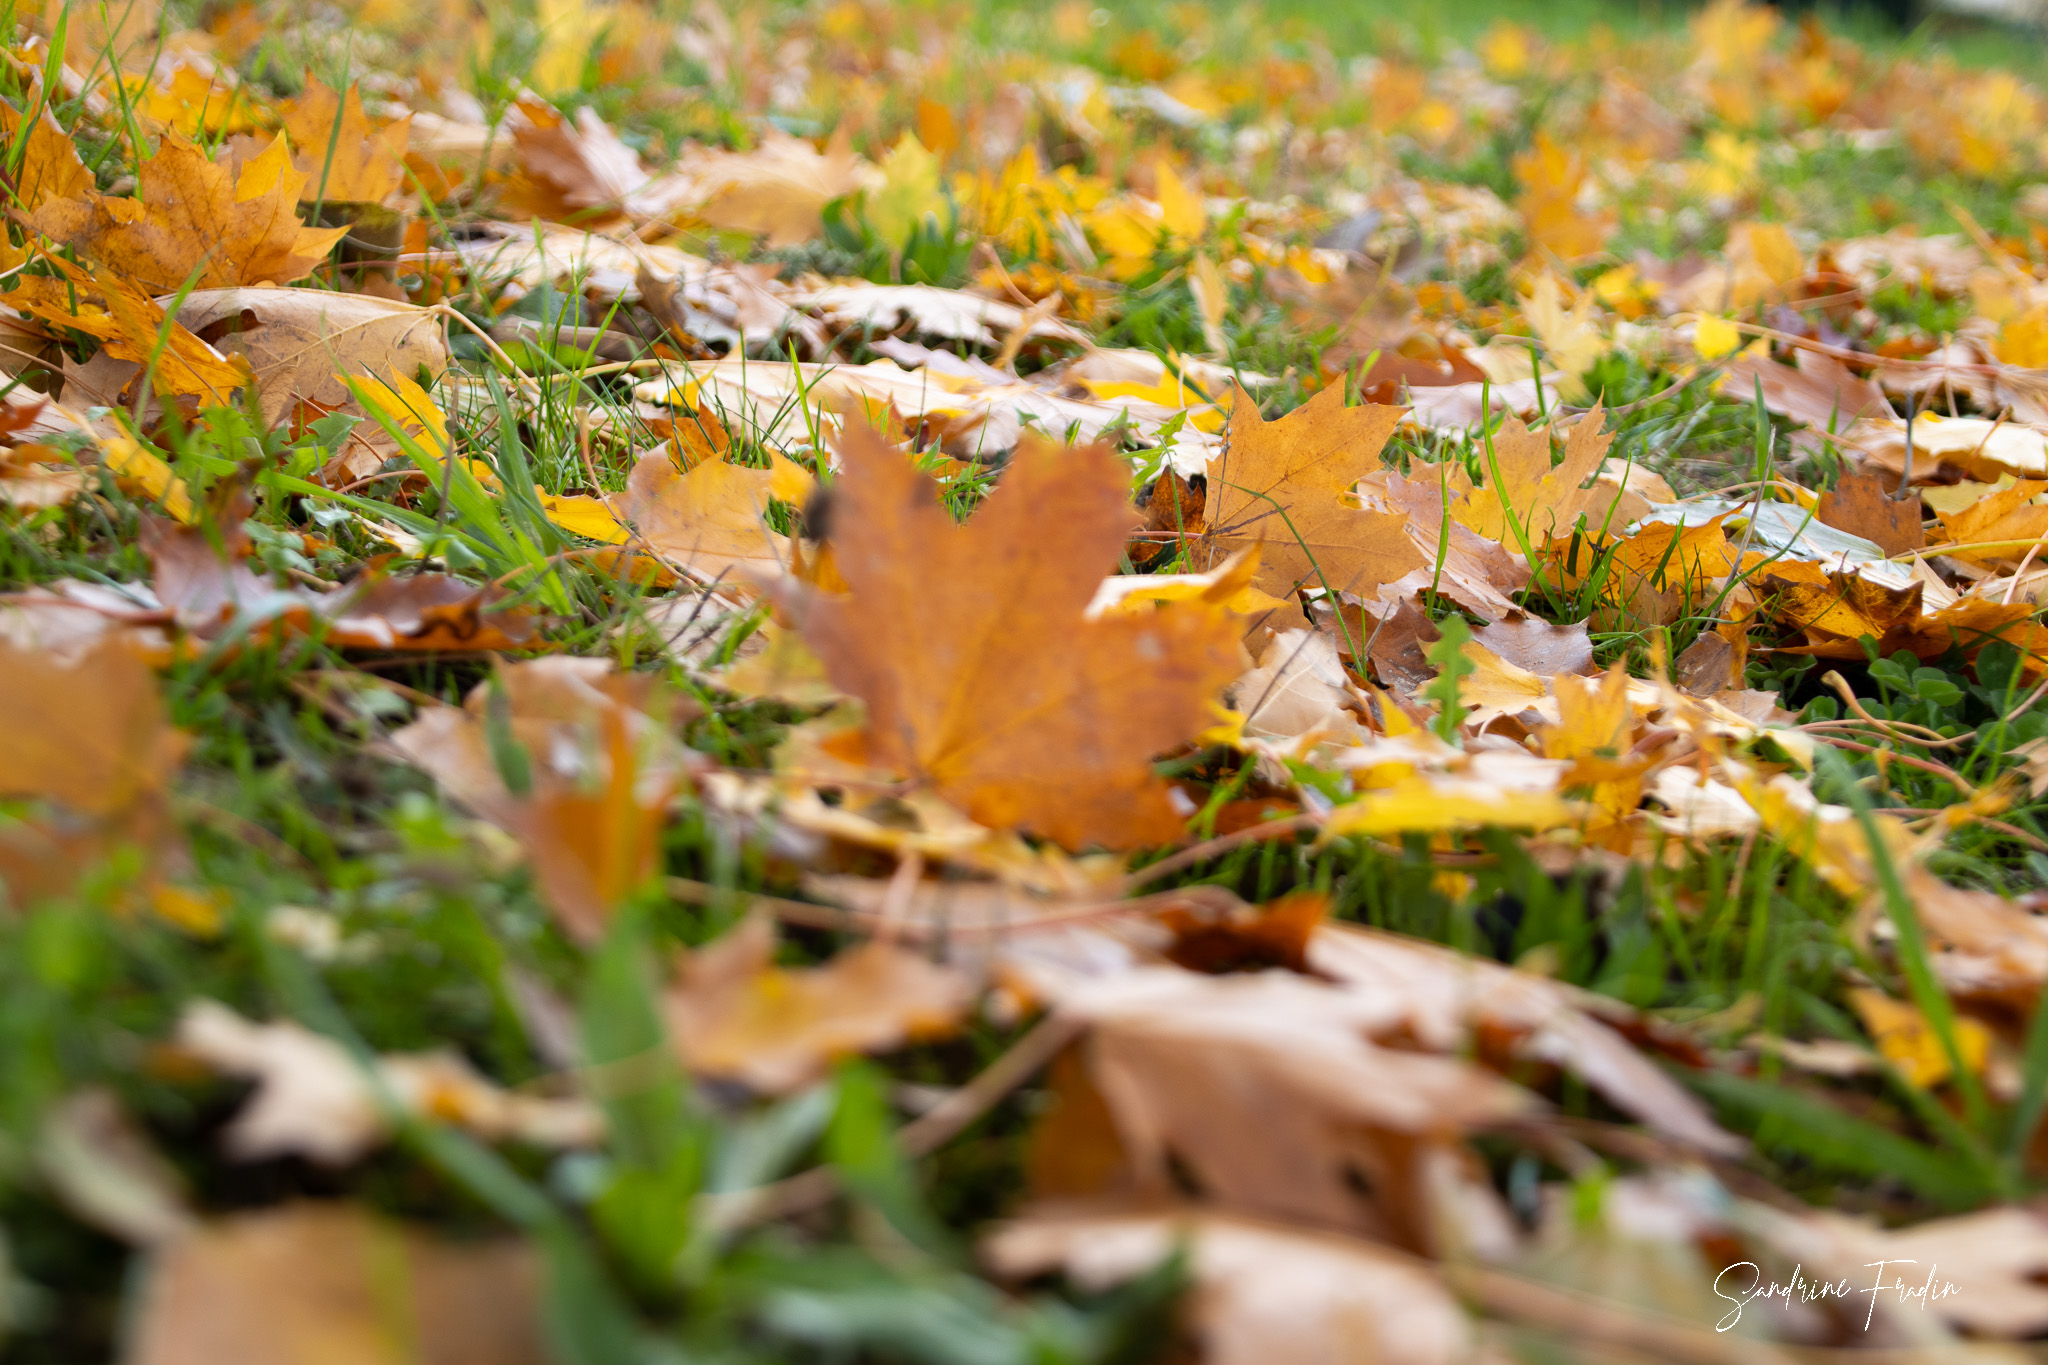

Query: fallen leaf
[1815,468,1925,556]
[623,446,792,577]
[279,76,411,206]
[388,658,695,939]
[0,86,91,212]
[1723,349,1894,432]
[1202,382,1427,598]
[171,289,446,426]
[1846,986,1992,1088]
[2,260,247,403]
[985,1207,1478,1365]
[1439,406,1644,547]
[665,914,972,1093]
[30,130,351,292]
[796,427,1241,849]
[1471,612,1597,677]
[507,98,690,222]
[679,128,870,247]
[175,999,601,1163]
[1936,478,2048,564]
[125,1202,547,1365]
[1009,961,1531,1243]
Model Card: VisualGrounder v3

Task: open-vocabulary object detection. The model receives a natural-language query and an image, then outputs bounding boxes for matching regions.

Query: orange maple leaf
[281,76,412,207]
[0,86,90,212]
[797,428,1242,850]
[28,130,350,292]
[1201,382,1427,599]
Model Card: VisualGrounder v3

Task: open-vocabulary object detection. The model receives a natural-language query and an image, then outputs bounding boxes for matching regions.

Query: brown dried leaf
[665,914,972,1093]
[680,128,869,247]
[623,448,791,577]
[984,1207,1477,1365]
[1021,962,1532,1242]
[172,289,447,426]
[1471,613,1596,678]
[798,428,1241,849]
[1723,349,1893,431]
[388,659,696,941]
[1815,468,1925,556]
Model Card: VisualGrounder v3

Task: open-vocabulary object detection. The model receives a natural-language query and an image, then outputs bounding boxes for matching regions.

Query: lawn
[8,0,2048,1361]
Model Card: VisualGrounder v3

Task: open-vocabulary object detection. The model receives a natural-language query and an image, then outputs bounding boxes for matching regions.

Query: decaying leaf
[388,658,697,940]
[0,632,187,907]
[794,428,1241,849]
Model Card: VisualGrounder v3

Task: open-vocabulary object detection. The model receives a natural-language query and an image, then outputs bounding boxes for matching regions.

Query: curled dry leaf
[29,130,350,293]
[984,1208,1478,1365]
[665,914,973,1094]
[507,98,691,222]
[795,427,1242,849]
[175,999,601,1165]
[125,1203,547,1365]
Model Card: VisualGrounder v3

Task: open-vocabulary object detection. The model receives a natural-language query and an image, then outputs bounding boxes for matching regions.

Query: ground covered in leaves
[17,0,2048,1360]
